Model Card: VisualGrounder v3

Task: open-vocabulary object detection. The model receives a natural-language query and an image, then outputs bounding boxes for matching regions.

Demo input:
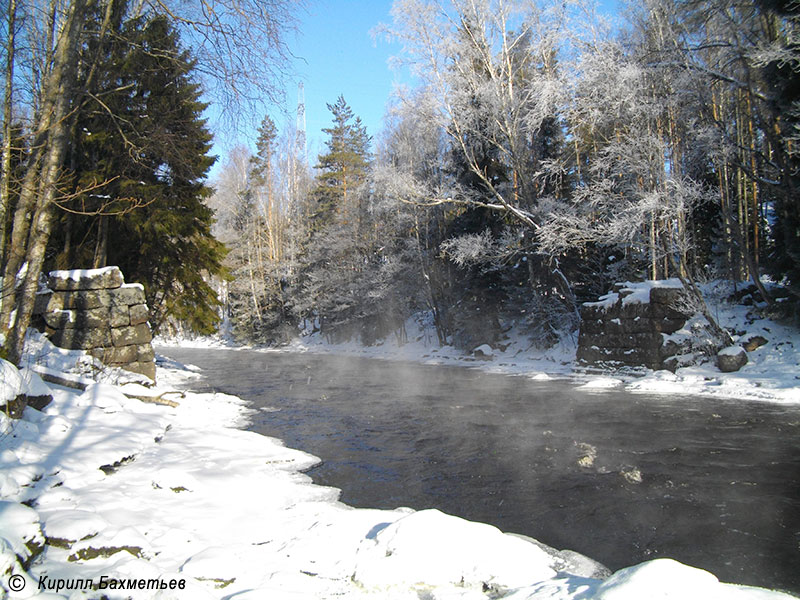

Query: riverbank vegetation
[213,0,800,351]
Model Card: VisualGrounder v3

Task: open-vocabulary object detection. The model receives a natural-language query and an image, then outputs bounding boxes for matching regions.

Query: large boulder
[716,345,748,372]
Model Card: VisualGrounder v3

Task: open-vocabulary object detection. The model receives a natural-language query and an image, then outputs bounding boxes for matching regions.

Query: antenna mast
[296,82,306,160]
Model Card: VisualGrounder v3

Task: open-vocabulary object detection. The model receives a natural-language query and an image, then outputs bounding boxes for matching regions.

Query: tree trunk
[92,215,108,268]
[0,0,17,270]
[2,0,87,364]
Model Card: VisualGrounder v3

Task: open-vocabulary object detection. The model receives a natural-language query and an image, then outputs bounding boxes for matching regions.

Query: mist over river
[159,347,800,594]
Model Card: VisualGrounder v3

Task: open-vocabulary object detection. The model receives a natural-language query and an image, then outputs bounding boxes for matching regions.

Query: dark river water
[159,347,800,594]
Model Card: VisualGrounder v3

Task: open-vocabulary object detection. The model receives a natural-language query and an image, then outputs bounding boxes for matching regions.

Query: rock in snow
[718,345,749,372]
[0,354,797,599]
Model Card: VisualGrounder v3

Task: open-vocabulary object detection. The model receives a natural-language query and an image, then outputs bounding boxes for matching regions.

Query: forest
[1,0,799,359]
[212,0,800,352]
[0,0,295,362]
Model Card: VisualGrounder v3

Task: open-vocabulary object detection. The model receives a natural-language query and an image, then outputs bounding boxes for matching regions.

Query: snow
[352,509,557,590]
[20,330,154,388]
[19,369,56,399]
[0,501,43,560]
[719,345,747,357]
[0,360,24,402]
[48,267,120,282]
[473,343,494,356]
[577,377,623,390]
[584,278,684,310]
[0,341,796,598]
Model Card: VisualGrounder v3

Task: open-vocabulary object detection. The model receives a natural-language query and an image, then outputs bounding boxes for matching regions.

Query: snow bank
[577,377,623,390]
[0,359,25,403]
[1,348,798,599]
[352,509,556,590]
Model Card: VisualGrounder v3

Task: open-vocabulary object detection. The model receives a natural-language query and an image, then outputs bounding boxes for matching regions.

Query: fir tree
[250,115,278,186]
[50,14,227,334]
[311,95,371,228]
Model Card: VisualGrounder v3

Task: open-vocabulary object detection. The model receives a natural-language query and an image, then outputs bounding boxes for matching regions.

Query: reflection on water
[160,347,800,593]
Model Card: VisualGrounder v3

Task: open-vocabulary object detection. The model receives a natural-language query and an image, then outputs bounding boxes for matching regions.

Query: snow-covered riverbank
[2,334,798,598]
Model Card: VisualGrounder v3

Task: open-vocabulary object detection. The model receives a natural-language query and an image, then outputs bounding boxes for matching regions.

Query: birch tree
[381,0,594,336]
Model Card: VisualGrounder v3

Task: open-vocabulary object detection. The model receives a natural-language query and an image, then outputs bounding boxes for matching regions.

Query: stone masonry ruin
[576,280,689,371]
[33,267,156,381]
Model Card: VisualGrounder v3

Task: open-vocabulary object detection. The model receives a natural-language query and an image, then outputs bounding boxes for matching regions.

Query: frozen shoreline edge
[154,326,800,405]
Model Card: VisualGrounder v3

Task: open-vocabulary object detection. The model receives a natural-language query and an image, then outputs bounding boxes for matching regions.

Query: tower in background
[296,82,306,160]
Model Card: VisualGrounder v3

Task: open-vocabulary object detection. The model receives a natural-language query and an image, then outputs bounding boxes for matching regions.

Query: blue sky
[291,0,401,155]
[207,0,621,179]
[207,0,400,178]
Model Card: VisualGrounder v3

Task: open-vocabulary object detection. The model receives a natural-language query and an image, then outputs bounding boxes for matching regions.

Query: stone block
[610,318,650,335]
[108,285,146,307]
[137,344,155,362]
[45,307,111,330]
[112,323,152,347]
[110,305,130,328]
[649,286,684,305]
[42,309,76,329]
[582,316,678,336]
[129,304,150,326]
[660,339,682,359]
[578,332,664,350]
[124,361,156,381]
[49,267,124,291]
[661,356,680,372]
[38,290,110,313]
[717,346,748,372]
[577,346,662,369]
[90,345,139,364]
[50,327,112,350]
[578,318,605,335]
[620,303,658,319]
[34,291,57,315]
[576,345,612,363]
[649,303,688,320]
[652,318,686,334]
[581,301,623,320]
[56,290,110,310]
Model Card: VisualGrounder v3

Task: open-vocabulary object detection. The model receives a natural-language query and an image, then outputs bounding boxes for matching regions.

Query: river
[158,347,800,594]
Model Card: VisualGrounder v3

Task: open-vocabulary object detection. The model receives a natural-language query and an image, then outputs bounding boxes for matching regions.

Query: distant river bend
[158,347,800,594]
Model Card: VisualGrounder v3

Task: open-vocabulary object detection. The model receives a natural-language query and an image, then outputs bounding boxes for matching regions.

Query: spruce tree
[311,95,371,229]
[50,14,227,334]
[250,115,278,186]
